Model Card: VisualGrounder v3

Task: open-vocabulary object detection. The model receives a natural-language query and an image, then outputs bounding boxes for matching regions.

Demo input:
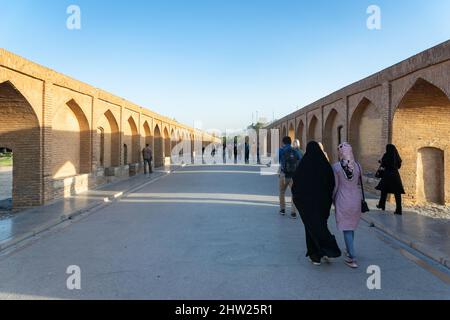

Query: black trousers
[144,159,152,174]
[379,191,402,213]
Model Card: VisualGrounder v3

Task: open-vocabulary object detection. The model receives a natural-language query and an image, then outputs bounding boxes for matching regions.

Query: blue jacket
[279,144,302,173]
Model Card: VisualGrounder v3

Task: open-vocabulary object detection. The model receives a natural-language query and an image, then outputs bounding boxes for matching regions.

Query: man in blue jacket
[279,136,302,219]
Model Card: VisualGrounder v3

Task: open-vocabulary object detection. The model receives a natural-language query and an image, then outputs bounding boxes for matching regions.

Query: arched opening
[307,115,319,142]
[350,98,383,175]
[163,127,171,158]
[124,117,139,164]
[323,109,341,163]
[0,148,13,210]
[143,121,153,157]
[0,81,41,208]
[123,144,128,165]
[281,126,287,139]
[154,125,163,167]
[97,127,105,167]
[52,99,91,179]
[393,78,450,204]
[99,110,120,167]
[337,125,344,145]
[296,121,304,150]
[288,123,295,142]
[170,129,176,157]
[416,147,445,205]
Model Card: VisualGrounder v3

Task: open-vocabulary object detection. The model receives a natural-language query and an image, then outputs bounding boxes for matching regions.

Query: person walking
[332,142,362,269]
[376,144,405,215]
[292,141,341,265]
[279,136,302,219]
[142,144,153,175]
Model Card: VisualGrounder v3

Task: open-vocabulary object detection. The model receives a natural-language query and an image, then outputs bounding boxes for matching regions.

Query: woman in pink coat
[332,143,362,269]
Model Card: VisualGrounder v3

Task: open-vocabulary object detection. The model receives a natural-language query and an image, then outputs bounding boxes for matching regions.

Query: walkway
[0,165,448,299]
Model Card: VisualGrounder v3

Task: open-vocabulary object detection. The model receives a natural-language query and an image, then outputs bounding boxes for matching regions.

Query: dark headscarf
[292,141,335,202]
[383,144,402,169]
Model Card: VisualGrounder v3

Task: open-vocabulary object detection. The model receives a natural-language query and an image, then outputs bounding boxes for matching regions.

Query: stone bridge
[266,41,450,206]
[0,49,221,208]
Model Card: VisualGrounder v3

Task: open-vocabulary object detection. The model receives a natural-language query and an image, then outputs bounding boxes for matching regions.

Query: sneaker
[345,257,358,269]
[309,256,321,266]
[279,209,286,216]
[290,212,297,219]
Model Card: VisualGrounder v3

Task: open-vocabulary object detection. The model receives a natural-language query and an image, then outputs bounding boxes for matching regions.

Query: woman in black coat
[292,141,341,265]
[376,144,405,215]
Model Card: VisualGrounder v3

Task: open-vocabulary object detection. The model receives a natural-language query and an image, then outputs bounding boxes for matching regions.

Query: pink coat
[332,162,362,231]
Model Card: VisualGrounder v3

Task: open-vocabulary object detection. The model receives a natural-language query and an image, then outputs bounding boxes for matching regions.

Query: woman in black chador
[292,141,341,266]
[376,144,405,215]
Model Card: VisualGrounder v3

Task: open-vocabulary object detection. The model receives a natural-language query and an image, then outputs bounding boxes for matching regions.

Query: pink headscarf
[338,142,355,173]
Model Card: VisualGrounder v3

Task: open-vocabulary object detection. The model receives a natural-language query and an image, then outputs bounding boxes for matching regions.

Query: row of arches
[0,80,212,208]
[274,78,450,205]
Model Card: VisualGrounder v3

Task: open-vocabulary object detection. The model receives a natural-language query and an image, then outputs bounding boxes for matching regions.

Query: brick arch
[96,110,120,168]
[307,115,319,142]
[323,109,342,163]
[153,124,164,167]
[281,124,287,140]
[393,78,450,205]
[288,122,295,141]
[296,120,305,149]
[143,121,153,152]
[52,99,91,179]
[349,97,383,175]
[125,116,139,164]
[163,127,170,158]
[0,81,42,208]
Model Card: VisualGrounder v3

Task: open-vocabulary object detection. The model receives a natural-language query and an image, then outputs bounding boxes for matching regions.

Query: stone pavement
[0,167,175,252]
[0,165,448,299]
[363,194,450,269]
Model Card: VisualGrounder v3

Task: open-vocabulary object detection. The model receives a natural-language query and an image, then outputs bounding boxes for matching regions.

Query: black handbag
[375,166,385,179]
[357,163,370,213]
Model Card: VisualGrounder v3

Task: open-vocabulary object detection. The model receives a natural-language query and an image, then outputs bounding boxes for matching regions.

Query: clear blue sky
[1,0,449,131]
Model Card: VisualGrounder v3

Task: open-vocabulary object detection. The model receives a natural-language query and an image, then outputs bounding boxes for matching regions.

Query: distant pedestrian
[245,142,250,164]
[376,144,405,215]
[332,142,362,269]
[279,136,302,219]
[142,144,153,174]
[292,141,341,265]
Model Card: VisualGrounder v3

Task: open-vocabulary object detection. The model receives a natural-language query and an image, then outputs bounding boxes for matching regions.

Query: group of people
[278,137,405,268]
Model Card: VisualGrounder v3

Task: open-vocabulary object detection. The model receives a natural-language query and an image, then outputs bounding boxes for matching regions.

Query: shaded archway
[288,123,295,142]
[143,121,153,158]
[323,109,341,163]
[296,120,305,150]
[0,81,42,208]
[163,127,170,159]
[349,98,383,175]
[416,147,445,204]
[307,115,319,142]
[393,78,450,204]
[52,99,90,179]
[96,110,120,168]
[124,117,139,164]
[153,125,163,167]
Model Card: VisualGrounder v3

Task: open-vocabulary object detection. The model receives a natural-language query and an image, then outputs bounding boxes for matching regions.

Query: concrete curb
[362,215,450,269]
[0,169,175,254]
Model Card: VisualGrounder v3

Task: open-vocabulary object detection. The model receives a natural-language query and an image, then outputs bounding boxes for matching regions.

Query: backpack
[283,148,299,177]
